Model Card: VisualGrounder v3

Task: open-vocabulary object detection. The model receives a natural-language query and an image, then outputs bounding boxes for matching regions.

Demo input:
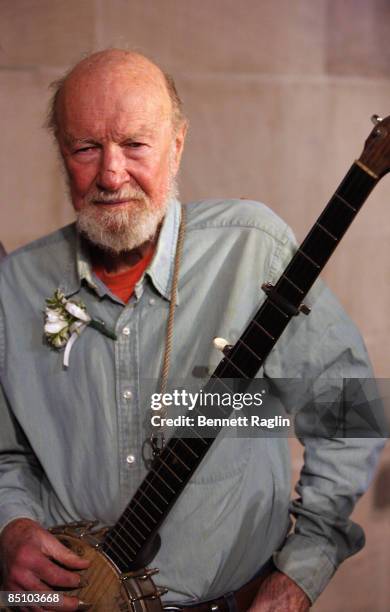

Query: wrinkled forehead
[57,60,173,138]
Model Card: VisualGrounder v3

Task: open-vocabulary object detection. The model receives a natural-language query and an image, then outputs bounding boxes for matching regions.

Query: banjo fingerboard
[101,161,379,572]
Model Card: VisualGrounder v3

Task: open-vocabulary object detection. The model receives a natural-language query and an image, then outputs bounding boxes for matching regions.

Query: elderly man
[0,49,383,611]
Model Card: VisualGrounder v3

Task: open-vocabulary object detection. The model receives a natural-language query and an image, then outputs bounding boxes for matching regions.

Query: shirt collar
[61,198,182,303]
[146,198,182,302]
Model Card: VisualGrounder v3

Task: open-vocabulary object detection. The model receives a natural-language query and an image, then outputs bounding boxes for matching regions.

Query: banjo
[16,115,390,611]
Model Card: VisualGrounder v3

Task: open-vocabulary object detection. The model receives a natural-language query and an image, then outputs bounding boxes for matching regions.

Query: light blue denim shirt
[0,199,384,603]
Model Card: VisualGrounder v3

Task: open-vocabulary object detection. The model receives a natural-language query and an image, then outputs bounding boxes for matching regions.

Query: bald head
[47,49,185,138]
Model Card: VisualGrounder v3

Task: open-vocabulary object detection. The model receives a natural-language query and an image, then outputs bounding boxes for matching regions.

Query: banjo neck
[100,115,390,573]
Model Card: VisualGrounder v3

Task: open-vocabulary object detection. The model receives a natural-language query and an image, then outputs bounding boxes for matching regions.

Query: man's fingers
[6,546,85,590]
[35,556,83,589]
[41,536,90,570]
[12,568,50,591]
[1,520,89,611]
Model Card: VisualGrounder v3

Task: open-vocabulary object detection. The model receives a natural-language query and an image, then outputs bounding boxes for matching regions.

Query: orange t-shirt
[94,248,154,303]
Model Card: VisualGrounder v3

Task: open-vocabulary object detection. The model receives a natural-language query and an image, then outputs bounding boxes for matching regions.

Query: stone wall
[1,2,389,609]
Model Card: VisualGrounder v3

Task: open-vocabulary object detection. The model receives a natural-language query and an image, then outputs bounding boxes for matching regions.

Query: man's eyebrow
[63,134,98,147]
[122,126,158,140]
[62,128,158,146]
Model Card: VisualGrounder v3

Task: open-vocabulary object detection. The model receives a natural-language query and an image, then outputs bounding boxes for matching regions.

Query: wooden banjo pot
[50,521,166,612]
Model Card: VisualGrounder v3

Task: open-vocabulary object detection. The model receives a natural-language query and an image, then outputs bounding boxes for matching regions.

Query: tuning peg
[213,337,233,355]
[145,568,160,576]
[155,587,169,597]
[299,303,311,315]
[371,114,383,125]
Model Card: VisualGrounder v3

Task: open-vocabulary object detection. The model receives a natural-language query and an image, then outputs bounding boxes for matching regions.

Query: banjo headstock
[359,114,390,179]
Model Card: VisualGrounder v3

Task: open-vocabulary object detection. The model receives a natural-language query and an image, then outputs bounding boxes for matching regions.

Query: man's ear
[172,120,188,175]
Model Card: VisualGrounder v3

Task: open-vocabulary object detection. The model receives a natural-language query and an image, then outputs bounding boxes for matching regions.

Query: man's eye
[75,146,95,154]
[126,142,144,149]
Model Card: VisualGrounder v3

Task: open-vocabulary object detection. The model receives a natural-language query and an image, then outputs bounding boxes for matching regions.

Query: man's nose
[97,146,128,191]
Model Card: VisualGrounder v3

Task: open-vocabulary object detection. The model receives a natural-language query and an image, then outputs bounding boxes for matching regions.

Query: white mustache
[86,186,147,204]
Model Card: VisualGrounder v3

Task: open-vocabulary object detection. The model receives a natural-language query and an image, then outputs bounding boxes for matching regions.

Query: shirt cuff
[273,533,337,603]
[0,505,42,536]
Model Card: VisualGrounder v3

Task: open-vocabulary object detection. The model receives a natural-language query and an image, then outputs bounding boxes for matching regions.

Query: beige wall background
[0,1,389,610]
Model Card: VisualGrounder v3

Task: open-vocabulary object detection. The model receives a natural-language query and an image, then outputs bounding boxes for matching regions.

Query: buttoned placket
[114,294,144,508]
[71,271,165,510]
[65,264,144,507]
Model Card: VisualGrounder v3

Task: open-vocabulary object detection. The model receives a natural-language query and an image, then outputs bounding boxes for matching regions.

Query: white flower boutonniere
[44,289,117,366]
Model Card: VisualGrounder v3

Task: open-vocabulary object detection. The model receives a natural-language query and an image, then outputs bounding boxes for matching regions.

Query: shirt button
[122,327,130,336]
[149,298,156,306]
[126,454,136,464]
[123,390,132,400]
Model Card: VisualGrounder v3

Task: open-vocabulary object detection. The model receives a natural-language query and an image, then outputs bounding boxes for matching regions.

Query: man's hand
[0,518,90,611]
[248,570,311,612]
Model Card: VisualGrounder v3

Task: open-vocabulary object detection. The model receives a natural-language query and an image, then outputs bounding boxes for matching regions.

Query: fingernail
[78,602,92,610]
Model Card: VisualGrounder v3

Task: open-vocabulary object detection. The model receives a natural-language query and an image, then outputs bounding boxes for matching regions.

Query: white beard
[75,178,178,254]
